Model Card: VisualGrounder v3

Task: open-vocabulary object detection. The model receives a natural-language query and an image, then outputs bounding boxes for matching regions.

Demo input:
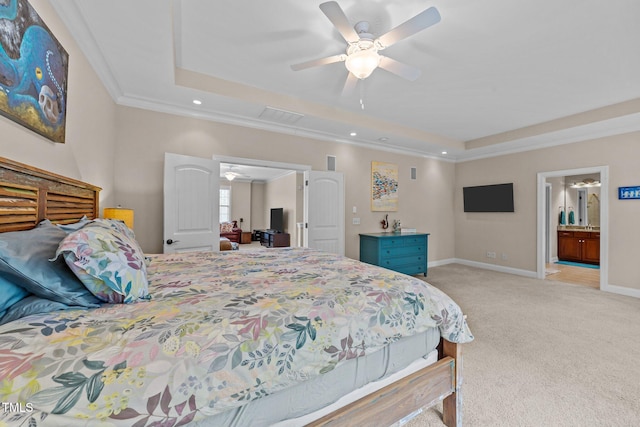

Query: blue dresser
[359,232,429,276]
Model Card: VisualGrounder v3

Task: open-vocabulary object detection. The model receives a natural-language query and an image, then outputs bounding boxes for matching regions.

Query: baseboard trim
[431,259,640,299]
[603,284,640,299]
[428,258,457,268]
[443,258,538,279]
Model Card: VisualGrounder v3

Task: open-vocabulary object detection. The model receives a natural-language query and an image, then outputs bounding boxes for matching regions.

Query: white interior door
[304,171,345,255]
[163,153,219,253]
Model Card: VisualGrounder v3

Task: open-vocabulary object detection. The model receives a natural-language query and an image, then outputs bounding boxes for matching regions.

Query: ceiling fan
[290,1,441,92]
[222,165,249,181]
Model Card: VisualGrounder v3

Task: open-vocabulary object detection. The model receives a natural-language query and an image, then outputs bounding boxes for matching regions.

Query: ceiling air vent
[259,106,304,125]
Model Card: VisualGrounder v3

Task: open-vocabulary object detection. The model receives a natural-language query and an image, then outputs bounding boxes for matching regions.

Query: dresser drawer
[381,245,426,257]
[359,232,430,277]
[400,235,426,247]
[394,264,427,276]
[380,254,426,269]
[380,235,426,248]
[380,237,406,248]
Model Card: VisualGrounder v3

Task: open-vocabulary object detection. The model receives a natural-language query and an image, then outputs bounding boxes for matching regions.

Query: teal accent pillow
[0,295,71,325]
[0,277,30,320]
[0,222,100,308]
[55,222,150,304]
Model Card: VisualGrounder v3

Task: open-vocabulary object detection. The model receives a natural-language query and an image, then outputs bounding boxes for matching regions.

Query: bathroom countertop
[557,226,600,232]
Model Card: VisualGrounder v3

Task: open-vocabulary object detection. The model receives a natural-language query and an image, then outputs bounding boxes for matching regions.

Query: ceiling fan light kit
[345,42,380,79]
[291,1,441,84]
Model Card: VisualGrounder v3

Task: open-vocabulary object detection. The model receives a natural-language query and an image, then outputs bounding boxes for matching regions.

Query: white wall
[251,182,266,230]
[112,105,457,261]
[455,133,640,291]
[264,172,298,243]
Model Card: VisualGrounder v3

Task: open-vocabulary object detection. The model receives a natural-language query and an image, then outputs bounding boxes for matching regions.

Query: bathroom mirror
[563,173,601,227]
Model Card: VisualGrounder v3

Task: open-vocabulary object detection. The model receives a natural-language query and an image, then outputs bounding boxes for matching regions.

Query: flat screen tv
[463,183,514,212]
[270,208,284,233]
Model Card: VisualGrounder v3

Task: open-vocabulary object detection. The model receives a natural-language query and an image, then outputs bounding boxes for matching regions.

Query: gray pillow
[0,222,100,308]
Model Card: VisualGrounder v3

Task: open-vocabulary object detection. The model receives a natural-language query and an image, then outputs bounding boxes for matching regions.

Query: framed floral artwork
[371,161,398,211]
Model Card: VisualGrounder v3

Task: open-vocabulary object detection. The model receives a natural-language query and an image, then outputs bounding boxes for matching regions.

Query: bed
[0,156,473,427]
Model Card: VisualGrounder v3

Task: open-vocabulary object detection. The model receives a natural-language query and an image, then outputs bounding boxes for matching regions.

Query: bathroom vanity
[557,228,600,264]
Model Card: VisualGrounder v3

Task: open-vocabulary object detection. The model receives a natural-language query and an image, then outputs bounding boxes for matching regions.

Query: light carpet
[404,264,640,427]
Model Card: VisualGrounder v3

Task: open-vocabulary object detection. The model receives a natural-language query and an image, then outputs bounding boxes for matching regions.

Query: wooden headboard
[0,157,101,233]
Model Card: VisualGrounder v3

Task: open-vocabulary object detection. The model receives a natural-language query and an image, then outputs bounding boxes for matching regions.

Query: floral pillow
[55,223,151,304]
[93,218,137,241]
[220,222,234,233]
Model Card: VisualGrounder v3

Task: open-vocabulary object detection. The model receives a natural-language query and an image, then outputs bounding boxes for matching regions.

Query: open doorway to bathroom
[537,166,609,291]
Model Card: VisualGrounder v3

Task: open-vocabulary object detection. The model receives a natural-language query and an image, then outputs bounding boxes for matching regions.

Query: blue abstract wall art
[0,0,68,143]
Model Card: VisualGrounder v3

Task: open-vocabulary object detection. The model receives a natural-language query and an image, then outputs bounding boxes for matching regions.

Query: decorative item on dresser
[359,232,429,276]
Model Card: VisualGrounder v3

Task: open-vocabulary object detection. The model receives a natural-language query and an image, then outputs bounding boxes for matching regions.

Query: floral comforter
[0,248,473,426]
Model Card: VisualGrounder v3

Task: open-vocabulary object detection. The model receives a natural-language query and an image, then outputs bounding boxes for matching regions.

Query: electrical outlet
[352,217,360,225]
[486,251,496,259]
[501,253,508,260]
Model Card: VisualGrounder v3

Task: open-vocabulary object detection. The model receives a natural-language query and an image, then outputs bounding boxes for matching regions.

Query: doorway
[213,155,345,255]
[216,155,308,248]
[536,166,609,291]
[219,162,298,237]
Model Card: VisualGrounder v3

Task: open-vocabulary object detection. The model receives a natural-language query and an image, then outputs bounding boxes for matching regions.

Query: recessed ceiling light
[193,99,202,105]
[350,132,357,136]
[442,151,448,155]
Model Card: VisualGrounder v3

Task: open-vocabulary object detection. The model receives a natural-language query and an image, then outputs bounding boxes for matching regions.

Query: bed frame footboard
[307,338,462,427]
[441,339,463,427]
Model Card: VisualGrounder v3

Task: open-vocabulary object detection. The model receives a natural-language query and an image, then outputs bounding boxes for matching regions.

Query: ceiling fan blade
[377,7,441,48]
[378,56,421,81]
[290,54,346,71]
[319,1,360,43]
[342,72,359,97]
